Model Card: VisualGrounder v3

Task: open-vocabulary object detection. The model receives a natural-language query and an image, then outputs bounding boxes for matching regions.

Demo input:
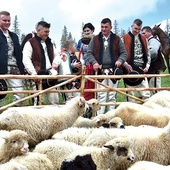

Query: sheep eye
[12,140,17,144]
[110,122,116,127]
[117,147,128,156]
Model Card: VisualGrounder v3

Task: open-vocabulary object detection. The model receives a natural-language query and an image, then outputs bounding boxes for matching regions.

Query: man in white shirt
[23,21,59,105]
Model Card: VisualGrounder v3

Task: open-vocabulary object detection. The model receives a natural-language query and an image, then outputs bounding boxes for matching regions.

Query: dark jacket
[0,30,25,74]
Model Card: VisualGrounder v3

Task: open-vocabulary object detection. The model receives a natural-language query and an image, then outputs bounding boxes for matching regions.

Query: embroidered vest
[29,37,54,72]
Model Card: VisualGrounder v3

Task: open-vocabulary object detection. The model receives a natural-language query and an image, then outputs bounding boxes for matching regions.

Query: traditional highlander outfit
[23,35,59,105]
[87,32,127,114]
[123,32,151,102]
[0,29,25,103]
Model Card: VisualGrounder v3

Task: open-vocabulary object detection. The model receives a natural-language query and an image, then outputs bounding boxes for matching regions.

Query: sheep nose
[127,156,135,162]
[120,125,125,129]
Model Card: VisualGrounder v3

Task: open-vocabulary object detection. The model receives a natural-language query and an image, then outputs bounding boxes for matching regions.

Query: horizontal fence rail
[0,66,170,112]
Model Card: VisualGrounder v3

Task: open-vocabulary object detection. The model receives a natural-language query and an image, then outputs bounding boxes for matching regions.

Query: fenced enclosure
[0,66,170,112]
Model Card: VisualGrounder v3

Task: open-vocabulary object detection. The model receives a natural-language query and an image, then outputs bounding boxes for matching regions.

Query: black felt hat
[0,79,8,99]
[110,67,123,84]
[124,68,144,86]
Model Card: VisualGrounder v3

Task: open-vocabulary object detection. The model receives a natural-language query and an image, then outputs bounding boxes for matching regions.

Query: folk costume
[87,32,127,114]
[0,29,25,103]
[23,35,59,105]
[123,32,151,102]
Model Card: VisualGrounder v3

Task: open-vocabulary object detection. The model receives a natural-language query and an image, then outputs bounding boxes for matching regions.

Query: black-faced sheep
[33,138,135,170]
[128,160,170,170]
[0,96,88,147]
[83,122,170,169]
[60,154,97,170]
[0,129,29,164]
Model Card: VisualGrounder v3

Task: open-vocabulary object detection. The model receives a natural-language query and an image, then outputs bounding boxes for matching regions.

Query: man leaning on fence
[0,11,25,106]
[87,18,127,115]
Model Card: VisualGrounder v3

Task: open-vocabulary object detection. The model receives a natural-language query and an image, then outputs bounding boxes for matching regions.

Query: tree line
[12,16,170,50]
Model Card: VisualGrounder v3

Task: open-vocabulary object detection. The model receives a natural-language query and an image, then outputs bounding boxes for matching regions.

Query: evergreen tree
[12,15,20,37]
[112,20,120,35]
[60,25,68,48]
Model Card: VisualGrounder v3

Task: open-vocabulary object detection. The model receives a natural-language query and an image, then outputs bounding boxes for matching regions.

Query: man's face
[0,14,11,31]
[141,29,151,39]
[101,22,112,37]
[131,23,141,36]
[37,27,50,41]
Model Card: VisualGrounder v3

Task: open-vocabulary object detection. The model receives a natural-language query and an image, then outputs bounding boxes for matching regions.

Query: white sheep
[110,102,170,127]
[33,138,135,170]
[72,114,108,128]
[128,161,170,170]
[0,161,28,170]
[83,98,101,118]
[52,127,93,145]
[83,122,170,169]
[0,129,29,164]
[0,96,88,147]
[147,90,170,108]
[7,152,54,170]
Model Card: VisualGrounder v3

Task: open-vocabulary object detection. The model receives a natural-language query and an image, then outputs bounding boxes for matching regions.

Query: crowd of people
[0,10,167,112]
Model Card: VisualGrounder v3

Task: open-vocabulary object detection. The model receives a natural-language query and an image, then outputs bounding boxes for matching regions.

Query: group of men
[0,10,166,113]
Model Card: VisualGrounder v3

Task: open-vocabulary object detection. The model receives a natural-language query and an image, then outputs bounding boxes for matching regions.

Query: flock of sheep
[0,90,170,169]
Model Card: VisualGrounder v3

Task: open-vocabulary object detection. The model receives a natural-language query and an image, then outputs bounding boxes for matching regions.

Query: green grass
[1,69,170,107]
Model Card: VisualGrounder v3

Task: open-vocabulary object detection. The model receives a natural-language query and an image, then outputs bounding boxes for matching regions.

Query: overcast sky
[1,0,169,49]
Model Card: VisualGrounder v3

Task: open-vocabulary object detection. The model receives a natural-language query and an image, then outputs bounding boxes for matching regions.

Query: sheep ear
[104,145,115,150]
[78,98,84,107]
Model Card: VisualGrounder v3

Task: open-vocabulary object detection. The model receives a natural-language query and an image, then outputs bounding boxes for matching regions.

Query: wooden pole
[0,75,81,112]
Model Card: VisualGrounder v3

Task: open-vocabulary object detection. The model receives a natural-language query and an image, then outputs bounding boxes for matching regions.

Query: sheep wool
[128,160,170,170]
[0,161,28,170]
[0,96,87,147]
[8,152,54,170]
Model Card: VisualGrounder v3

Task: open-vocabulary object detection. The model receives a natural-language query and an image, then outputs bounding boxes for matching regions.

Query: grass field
[1,68,170,107]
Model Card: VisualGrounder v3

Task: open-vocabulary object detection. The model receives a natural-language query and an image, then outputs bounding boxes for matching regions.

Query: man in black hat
[0,11,25,105]
[123,19,151,102]
[22,21,59,105]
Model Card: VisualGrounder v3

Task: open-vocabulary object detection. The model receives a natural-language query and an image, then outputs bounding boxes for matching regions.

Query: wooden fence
[0,66,170,112]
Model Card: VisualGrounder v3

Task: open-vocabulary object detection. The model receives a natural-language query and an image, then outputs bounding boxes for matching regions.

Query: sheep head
[2,130,29,163]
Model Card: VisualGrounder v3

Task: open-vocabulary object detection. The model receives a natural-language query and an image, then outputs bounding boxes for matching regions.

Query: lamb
[128,161,170,170]
[109,102,170,127]
[72,114,108,128]
[6,152,54,170]
[60,154,97,170]
[0,129,29,164]
[0,161,28,170]
[0,96,88,147]
[83,98,101,118]
[146,90,170,108]
[33,138,135,170]
[83,122,170,169]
